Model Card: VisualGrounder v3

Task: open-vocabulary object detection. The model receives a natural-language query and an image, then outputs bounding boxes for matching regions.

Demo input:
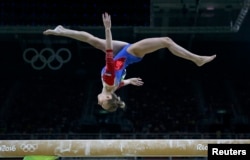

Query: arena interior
[0,0,250,160]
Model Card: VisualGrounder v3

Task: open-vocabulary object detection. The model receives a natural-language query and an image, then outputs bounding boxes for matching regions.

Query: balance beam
[0,139,249,157]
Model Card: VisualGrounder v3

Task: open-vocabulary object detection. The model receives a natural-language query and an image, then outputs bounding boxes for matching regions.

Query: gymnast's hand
[128,78,144,86]
[102,12,111,29]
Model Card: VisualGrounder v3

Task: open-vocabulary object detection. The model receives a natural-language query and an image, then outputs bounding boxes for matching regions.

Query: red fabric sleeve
[105,50,114,71]
[102,50,115,85]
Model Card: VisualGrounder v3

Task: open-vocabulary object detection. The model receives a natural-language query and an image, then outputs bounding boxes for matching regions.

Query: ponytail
[106,93,126,112]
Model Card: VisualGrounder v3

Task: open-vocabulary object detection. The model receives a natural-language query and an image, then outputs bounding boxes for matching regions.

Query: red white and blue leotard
[101,44,142,88]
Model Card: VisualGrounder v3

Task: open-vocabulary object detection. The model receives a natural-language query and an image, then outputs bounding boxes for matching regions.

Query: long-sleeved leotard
[101,44,142,88]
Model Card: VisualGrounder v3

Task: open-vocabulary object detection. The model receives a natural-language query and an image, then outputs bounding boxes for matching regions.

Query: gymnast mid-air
[43,12,216,112]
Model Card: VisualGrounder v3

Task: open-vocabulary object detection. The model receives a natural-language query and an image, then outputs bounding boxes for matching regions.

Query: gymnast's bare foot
[195,54,216,67]
[43,25,65,35]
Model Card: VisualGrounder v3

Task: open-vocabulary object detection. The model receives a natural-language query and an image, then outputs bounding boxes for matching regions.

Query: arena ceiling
[0,0,249,43]
[148,0,250,33]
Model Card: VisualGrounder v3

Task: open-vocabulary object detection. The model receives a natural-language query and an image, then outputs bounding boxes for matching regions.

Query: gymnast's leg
[127,37,216,66]
[43,25,128,53]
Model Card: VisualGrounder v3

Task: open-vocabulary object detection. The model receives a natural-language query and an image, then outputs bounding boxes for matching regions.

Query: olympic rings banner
[23,48,72,70]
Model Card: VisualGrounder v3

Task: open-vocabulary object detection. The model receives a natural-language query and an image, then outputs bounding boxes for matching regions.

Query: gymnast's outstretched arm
[120,78,144,87]
[102,12,112,50]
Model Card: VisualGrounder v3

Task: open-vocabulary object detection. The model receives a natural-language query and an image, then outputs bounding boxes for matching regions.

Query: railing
[1,132,250,140]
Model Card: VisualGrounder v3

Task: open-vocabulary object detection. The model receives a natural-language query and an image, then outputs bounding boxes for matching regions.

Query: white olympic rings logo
[20,143,38,152]
[23,48,71,70]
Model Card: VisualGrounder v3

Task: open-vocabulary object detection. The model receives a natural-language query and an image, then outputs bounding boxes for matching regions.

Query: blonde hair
[106,93,126,112]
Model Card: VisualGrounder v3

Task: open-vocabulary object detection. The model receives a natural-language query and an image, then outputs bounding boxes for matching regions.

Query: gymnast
[43,12,216,112]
